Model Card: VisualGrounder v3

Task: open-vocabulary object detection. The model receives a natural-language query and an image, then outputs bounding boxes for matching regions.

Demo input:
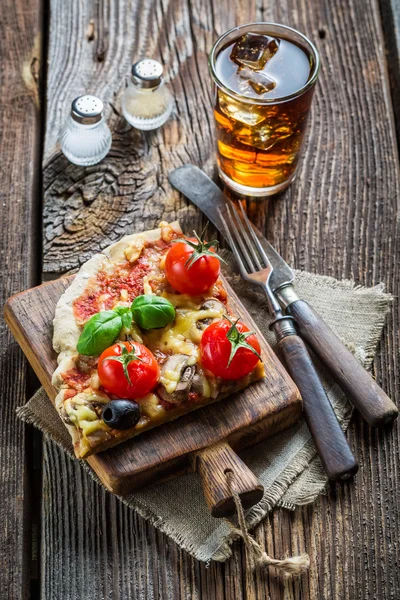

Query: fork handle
[287,299,398,427]
[277,333,358,481]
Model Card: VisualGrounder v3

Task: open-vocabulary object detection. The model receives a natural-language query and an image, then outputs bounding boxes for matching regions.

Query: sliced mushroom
[191,367,211,399]
[175,365,196,394]
[158,354,196,404]
[160,354,190,384]
[201,299,225,311]
[196,299,225,331]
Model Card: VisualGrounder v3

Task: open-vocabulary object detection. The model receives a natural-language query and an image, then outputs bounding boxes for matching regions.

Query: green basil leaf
[131,295,175,330]
[114,306,133,330]
[114,306,130,316]
[77,311,123,356]
[121,311,133,330]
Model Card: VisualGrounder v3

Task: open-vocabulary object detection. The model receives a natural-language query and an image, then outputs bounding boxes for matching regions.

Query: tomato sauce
[72,239,179,323]
[158,397,176,411]
[188,391,201,403]
[73,253,157,323]
[62,368,91,392]
[73,293,99,324]
[213,279,228,303]
[96,260,149,303]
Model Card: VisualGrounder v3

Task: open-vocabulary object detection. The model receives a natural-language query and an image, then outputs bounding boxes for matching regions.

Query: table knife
[220,201,357,481]
[168,165,398,427]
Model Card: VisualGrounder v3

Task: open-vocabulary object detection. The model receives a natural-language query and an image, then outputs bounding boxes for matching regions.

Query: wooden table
[1,0,399,598]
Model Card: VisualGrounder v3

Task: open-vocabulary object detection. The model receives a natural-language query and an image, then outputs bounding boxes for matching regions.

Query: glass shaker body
[61,116,112,166]
[60,95,112,166]
[121,59,173,131]
[122,80,173,130]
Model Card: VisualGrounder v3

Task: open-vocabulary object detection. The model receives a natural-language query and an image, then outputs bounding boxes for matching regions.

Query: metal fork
[220,203,358,482]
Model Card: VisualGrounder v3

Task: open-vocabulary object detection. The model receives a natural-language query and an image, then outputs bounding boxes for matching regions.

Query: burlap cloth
[17,256,393,563]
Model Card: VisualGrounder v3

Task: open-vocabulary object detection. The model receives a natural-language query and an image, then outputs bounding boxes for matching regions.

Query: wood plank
[40,0,400,598]
[0,0,43,596]
[379,0,400,140]
[5,274,301,495]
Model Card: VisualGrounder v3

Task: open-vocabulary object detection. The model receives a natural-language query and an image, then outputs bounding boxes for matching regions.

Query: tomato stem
[173,223,227,270]
[224,315,261,367]
[104,342,143,384]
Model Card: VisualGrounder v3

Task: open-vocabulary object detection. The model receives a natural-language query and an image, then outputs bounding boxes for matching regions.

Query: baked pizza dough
[52,221,265,458]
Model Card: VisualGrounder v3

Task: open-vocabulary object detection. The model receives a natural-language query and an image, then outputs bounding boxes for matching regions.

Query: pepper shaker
[60,95,112,166]
[122,59,173,130]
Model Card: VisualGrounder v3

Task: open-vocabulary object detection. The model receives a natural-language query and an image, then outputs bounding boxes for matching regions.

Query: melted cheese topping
[124,236,145,263]
[144,306,224,364]
[64,391,109,438]
[160,355,197,394]
[140,393,166,420]
[142,275,153,295]
[142,290,225,393]
[120,288,129,302]
[161,292,201,308]
[65,230,234,448]
[160,368,182,394]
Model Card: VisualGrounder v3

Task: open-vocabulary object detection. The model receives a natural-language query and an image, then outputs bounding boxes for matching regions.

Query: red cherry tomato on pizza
[98,342,159,399]
[200,318,261,380]
[164,228,223,295]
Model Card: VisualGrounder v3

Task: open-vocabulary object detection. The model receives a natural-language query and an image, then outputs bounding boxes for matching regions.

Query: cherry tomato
[200,318,261,380]
[165,239,221,295]
[98,342,159,399]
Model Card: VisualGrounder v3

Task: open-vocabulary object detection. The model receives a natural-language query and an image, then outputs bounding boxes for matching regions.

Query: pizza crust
[52,222,188,456]
[52,221,182,356]
[51,221,265,459]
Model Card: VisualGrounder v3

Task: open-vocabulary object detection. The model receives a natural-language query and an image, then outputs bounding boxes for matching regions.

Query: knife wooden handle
[287,299,398,427]
[278,334,358,481]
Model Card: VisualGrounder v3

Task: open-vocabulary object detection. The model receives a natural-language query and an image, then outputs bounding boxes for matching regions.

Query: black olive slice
[102,399,141,430]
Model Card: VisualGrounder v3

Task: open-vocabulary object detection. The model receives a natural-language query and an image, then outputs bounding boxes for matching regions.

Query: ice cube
[238,67,276,95]
[218,91,266,126]
[230,33,279,71]
[252,118,295,151]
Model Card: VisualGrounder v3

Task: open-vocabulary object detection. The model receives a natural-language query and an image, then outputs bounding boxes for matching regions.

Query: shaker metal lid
[131,59,163,89]
[71,95,104,124]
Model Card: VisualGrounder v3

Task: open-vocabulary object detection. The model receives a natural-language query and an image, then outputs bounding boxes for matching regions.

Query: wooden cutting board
[5,275,302,508]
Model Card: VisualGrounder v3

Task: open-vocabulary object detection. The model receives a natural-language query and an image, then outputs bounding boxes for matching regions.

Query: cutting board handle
[193,441,264,518]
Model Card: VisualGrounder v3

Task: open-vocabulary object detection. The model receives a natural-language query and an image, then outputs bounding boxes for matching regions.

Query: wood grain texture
[39,0,400,598]
[5,274,301,496]
[194,442,264,517]
[379,0,400,140]
[42,0,214,276]
[0,0,43,597]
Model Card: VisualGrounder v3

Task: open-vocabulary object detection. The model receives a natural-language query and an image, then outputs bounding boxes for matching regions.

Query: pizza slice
[52,221,265,458]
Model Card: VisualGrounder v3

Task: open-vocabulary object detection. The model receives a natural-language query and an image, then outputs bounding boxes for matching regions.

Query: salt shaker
[60,95,112,166]
[122,59,173,130]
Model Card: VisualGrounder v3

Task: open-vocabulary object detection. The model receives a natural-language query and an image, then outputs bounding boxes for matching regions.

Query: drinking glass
[209,23,320,197]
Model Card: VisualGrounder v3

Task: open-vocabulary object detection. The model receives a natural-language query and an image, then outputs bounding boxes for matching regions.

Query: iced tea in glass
[209,23,320,197]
